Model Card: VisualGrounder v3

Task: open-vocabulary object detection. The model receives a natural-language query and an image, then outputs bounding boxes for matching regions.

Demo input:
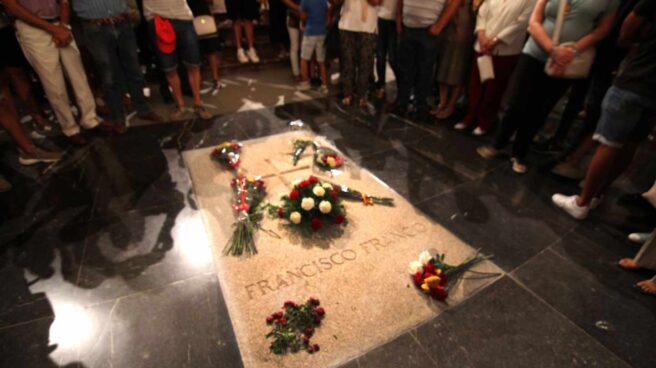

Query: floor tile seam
[506,272,634,368]
[408,329,440,367]
[71,271,217,309]
[0,314,53,332]
[507,228,575,275]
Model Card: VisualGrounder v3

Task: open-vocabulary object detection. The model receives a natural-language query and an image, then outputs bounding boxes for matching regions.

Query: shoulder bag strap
[551,0,568,46]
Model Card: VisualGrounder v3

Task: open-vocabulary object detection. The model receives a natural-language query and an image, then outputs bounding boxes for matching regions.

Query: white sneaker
[552,194,590,220]
[318,85,329,95]
[247,48,260,63]
[237,48,248,64]
[472,127,486,136]
[628,232,652,244]
[477,145,501,160]
[510,158,527,174]
[454,122,467,130]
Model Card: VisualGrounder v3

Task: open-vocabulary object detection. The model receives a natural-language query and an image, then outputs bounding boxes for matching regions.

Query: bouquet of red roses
[266,297,325,355]
[211,142,242,170]
[314,147,344,172]
[223,174,267,256]
[409,250,492,302]
[271,176,346,231]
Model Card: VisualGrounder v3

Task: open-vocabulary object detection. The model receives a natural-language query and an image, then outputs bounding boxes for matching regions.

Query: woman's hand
[551,45,575,66]
[477,31,490,50]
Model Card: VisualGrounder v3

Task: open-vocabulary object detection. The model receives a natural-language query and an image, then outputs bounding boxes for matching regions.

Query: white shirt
[143,0,194,20]
[378,0,398,20]
[474,0,537,55]
[339,0,378,33]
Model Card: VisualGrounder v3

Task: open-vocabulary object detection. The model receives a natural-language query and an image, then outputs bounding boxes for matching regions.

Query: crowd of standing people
[0,0,654,293]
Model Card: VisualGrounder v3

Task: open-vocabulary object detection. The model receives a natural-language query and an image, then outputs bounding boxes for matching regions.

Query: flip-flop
[618,258,640,270]
[635,280,656,296]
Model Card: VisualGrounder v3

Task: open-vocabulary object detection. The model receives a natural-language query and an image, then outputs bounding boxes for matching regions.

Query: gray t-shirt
[523,0,619,61]
[403,0,446,28]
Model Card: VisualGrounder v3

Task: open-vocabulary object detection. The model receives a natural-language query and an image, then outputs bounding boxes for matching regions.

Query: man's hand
[428,23,442,36]
[50,24,72,47]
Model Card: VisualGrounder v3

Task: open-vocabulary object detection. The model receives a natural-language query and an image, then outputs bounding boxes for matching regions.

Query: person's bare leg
[233,20,243,49]
[244,20,255,49]
[165,70,185,109]
[300,59,309,82]
[0,84,34,152]
[6,67,48,127]
[433,84,448,115]
[208,52,220,82]
[319,62,328,87]
[186,66,202,107]
[566,134,596,166]
[439,84,462,118]
[577,142,637,206]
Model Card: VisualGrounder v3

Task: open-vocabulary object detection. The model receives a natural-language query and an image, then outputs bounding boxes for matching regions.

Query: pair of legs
[15,20,100,138]
[491,55,573,163]
[287,19,301,79]
[459,53,519,133]
[395,27,440,110]
[82,21,159,131]
[150,19,209,119]
[3,67,48,129]
[0,71,61,164]
[339,30,377,106]
[233,19,255,50]
[619,231,656,296]
[300,35,327,89]
[434,83,464,119]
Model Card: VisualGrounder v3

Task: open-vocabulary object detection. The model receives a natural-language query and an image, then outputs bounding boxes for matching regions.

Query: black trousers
[494,54,574,159]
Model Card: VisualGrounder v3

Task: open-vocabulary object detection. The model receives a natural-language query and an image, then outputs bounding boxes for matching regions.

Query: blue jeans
[376,18,399,87]
[594,86,656,148]
[147,19,201,72]
[83,21,150,122]
[396,26,440,107]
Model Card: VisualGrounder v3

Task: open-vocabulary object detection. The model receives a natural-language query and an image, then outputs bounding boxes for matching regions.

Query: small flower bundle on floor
[330,183,394,206]
[271,175,346,231]
[211,141,242,170]
[266,297,326,355]
[290,139,313,166]
[314,147,344,172]
[409,250,493,302]
[223,173,267,256]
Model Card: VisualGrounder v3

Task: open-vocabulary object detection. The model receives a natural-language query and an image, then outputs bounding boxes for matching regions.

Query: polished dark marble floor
[1,97,655,368]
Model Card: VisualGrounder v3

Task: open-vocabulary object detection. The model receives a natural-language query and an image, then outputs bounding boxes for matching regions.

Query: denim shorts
[301,35,326,62]
[149,19,201,72]
[593,86,656,148]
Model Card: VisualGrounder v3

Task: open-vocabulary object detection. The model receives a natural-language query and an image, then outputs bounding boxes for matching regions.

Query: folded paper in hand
[477,55,495,83]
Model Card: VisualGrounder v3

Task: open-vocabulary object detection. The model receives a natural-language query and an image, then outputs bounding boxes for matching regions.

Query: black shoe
[533,139,565,154]
[387,102,408,116]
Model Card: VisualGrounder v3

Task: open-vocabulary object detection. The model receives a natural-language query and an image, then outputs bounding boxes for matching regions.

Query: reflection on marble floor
[1,94,655,368]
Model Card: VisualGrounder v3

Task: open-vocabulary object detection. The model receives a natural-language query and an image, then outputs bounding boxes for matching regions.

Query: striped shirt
[143,0,194,20]
[72,0,126,19]
[403,0,446,28]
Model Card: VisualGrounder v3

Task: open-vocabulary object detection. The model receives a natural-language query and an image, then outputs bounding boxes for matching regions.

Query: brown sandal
[618,258,639,270]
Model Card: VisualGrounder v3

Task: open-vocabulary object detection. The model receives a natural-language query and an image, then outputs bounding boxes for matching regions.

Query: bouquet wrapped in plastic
[211,142,242,170]
[224,173,267,256]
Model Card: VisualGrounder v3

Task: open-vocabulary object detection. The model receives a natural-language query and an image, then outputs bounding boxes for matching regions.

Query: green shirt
[523,0,620,62]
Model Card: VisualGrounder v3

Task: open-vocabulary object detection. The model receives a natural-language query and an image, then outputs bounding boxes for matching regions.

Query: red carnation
[424,263,436,274]
[412,272,423,287]
[334,214,345,225]
[307,345,315,354]
[308,297,320,306]
[266,316,273,324]
[283,300,296,308]
[314,317,322,326]
[304,327,314,337]
[302,335,310,345]
[311,218,323,231]
[308,176,318,184]
[329,190,338,199]
[280,317,288,326]
[423,272,433,279]
[289,190,300,200]
[274,311,283,319]
[299,180,310,188]
[430,285,448,301]
[439,273,448,286]
[277,207,283,218]
[313,344,320,352]
[314,307,325,316]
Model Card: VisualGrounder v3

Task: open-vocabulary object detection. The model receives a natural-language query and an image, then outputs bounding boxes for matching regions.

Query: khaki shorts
[301,35,326,62]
